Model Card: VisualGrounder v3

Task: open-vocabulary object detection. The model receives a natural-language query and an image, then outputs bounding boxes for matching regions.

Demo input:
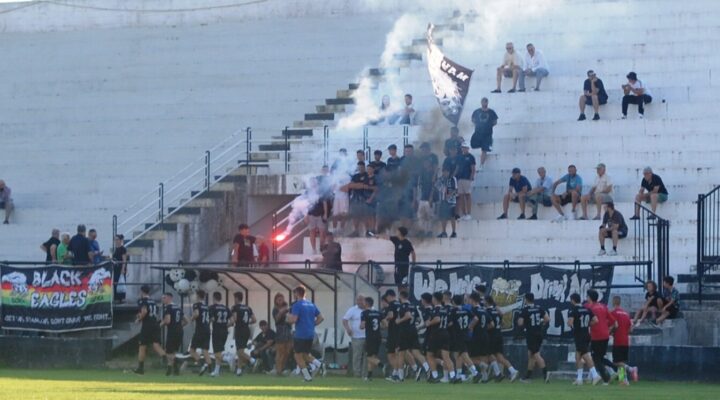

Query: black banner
[1,263,114,332]
[410,264,614,337]
[426,23,474,126]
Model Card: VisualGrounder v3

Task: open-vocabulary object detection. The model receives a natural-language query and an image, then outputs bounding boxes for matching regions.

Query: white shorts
[457,179,473,195]
[333,192,349,215]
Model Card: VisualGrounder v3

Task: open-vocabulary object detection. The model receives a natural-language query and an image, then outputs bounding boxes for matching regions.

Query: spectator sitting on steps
[492,42,524,93]
[578,70,608,121]
[551,165,583,222]
[656,276,680,325]
[631,166,669,220]
[521,43,549,92]
[498,168,532,220]
[597,202,628,256]
[41,228,61,263]
[621,71,652,119]
[0,180,14,224]
[580,163,613,220]
[398,94,416,125]
[527,167,553,220]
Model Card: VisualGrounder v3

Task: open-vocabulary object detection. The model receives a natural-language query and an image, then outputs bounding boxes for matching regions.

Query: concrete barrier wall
[0,335,113,368]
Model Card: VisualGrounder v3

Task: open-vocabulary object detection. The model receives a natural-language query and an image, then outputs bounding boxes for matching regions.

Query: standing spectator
[68,224,92,265]
[551,165,583,222]
[416,158,436,237]
[443,126,464,157]
[498,168,532,220]
[578,70,608,121]
[365,164,378,236]
[368,150,386,174]
[88,228,103,265]
[288,286,325,382]
[398,145,420,228]
[232,224,257,267]
[492,42,524,93]
[631,167,669,219]
[389,227,416,286]
[598,202,628,256]
[580,163,613,220]
[470,97,499,170]
[0,180,14,224]
[271,293,293,375]
[456,144,476,221]
[56,232,72,264]
[356,149,366,166]
[585,289,616,384]
[321,232,343,271]
[385,144,401,173]
[342,295,368,378]
[521,43,549,91]
[398,94,416,125]
[306,177,330,254]
[40,229,61,263]
[527,167,553,220]
[256,236,270,266]
[656,276,680,325]
[331,158,350,234]
[442,145,460,178]
[112,234,128,303]
[435,167,458,238]
[251,321,276,373]
[419,142,439,173]
[621,72,652,119]
[347,162,371,237]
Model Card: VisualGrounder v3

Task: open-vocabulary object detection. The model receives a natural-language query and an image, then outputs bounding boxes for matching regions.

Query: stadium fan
[232,224,257,267]
[229,291,257,376]
[287,285,325,382]
[443,126,464,158]
[321,232,343,271]
[551,165,583,222]
[567,292,602,385]
[305,172,330,253]
[656,276,680,325]
[398,94,416,125]
[250,321,276,373]
[598,202,628,256]
[342,295,367,378]
[68,224,92,265]
[517,292,550,383]
[88,228,103,265]
[456,144,476,220]
[160,292,188,376]
[40,229,60,263]
[526,167,553,220]
[387,227,415,286]
[112,234,128,303]
[360,297,384,381]
[435,166,458,238]
[133,285,167,375]
[621,71,653,119]
[209,292,230,377]
[416,158,436,237]
[521,43,549,91]
[57,232,72,265]
[368,150,386,174]
[492,42,524,93]
[271,293,293,375]
[498,168,532,220]
[631,167,669,219]
[632,280,663,327]
[578,70,608,121]
[189,289,212,375]
[580,163,614,220]
[0,180,14,224]
[470,98,496,171]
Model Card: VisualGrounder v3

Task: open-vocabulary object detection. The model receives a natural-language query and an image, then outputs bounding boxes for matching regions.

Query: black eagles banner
[426,23,474,126]
[409,264,614,337]
[1,262,114,332]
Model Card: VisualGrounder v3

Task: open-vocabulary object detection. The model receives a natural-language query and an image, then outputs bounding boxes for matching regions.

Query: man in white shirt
[492,42,524,93]
[621,71,653,118]
[580,163,613,220]
[527,167,554,220]
[342,295,367,378]
[520,43,549,92]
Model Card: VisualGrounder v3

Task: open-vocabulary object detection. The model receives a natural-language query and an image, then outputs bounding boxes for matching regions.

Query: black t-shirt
[254,329,276,347]
[386,156,401,172]
[456,153,476,180]
[432,305,450,331]
[422,153,439,169]
[164,303,184,332]
[43,237,60,262]
[68,234,91,265]
[583,78,608,99]
[321,241,342,270]
[390,236,414,272]
[450,307,471,338]
[365,174,377,201]
[350,172,369,202]
[232,304,254,334]
[383,300,401,334]
[602,210,628,233]
[418,170,435,201]
[233,234,255,263]
[210,304,230,332]
[369,160,387,174]
[569,305,593,337]
[472,306,490,337]
[645,290,662,307]
[471,108,498,136]
[444,137,463,157]
[138,297,160,325]
[112,246,127,263]
[397,302,417,333]
[487,306,502,333]
[362,309,383,340]
[520,304,547,335]
[442,156,459,177]
[308,196,329,217]
[193,302,210,332]
[641,174,668,195]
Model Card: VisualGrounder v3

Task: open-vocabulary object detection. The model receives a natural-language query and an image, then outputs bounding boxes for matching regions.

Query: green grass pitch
[0,369,718,400]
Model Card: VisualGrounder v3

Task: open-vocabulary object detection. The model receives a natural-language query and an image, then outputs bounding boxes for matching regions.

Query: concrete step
[282,128,314,137]
[336,90,355,99]
[326,98,355,105]
[316,104,346,113]
[304,113,335,121]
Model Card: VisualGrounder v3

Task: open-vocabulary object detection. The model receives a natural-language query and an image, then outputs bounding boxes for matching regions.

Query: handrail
[696,184,720,303]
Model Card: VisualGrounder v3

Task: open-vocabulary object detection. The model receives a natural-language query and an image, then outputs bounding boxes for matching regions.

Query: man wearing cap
[456,144,477,221]
[498,168,532,220]
[631,167,669,219]
[580,163,613,220]
[621,72,652,119]
[578,70,608,121]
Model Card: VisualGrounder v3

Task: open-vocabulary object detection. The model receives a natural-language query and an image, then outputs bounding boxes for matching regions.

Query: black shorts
[139,323,161,346]
[212,330,228,354]
[489,331,504,355]
[365,336,381,357]
[612,345,629,363]
[666,304,679,319]
[469,334,489,358]
[449,334,468,353]
[427,330,450,354]
[235,328,251,351]
[591,339,609,358]
[293,338,313,354]
[526,333,543,354]
[386,329,399,353]
[191,329,211,350]
[558,193,575,206]
[585,95,608,106]
[470,132,493,152]
[165,329,184,354]
[574,334,591,355]
[397,330,420,351]
[602,229,628,239]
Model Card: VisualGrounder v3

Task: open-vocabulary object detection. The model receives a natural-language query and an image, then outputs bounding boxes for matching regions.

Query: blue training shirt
[291,299,320,340]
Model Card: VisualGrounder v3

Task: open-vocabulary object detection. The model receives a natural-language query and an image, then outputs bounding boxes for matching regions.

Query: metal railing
[632,202,670,286]
[696,185,720,302]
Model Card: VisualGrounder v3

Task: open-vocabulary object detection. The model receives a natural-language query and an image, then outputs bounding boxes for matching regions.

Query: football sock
[590,367,598,378]
[508,366,518,375]
[412,364,418,372]
[577,368,584,381]
[449,371,456,379]
[431,371,439,379]
[398,369,404,380]
[601,245,606,250]
[301,368,312,380]
[469,365,478,376]
[491,361,501,375]
[311,359,322,368]
[525,370,532,379]
[213,363,221,374]
[250,357,257,365]
[543,367,548,379]
[422,362,430,372]
[137,361,144,370]
[443,370,448,380]
[613,246,617,251]
[455,368,462,376]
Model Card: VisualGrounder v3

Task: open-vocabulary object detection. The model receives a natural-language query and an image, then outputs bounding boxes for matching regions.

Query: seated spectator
[551,165,583,222]
[251,321,276,372]
[370,95,399,125]
[398,94,416,125]
[0,180,14,224]
[321,232,343,270]
[68,224,92,265]
[492,42,524,93]
[443,126,464,157]
[631,167,668,219]
[597,202,628,256]
[56,232,72,264]
[527,167,553,220]
[41,229,61,263]
[521,43,549,91]
[656,276,680,324]
[435,167,458,238]
[416,158,436,237]
[88,228,103,265]
[368,150,386,174]
[621,71,652,119]
[498,168,532,220]
[470,97,499,170]
[112,234,128,303]
[632,280,662,327]
[456,144,476,221]
[578,70,608,121]
[580,163,613,220]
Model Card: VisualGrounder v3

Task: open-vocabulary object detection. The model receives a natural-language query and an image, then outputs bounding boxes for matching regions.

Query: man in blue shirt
[88,228,103,265]
[498,168,532,220]
[551,165,583,222]
[288,285,324,381]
